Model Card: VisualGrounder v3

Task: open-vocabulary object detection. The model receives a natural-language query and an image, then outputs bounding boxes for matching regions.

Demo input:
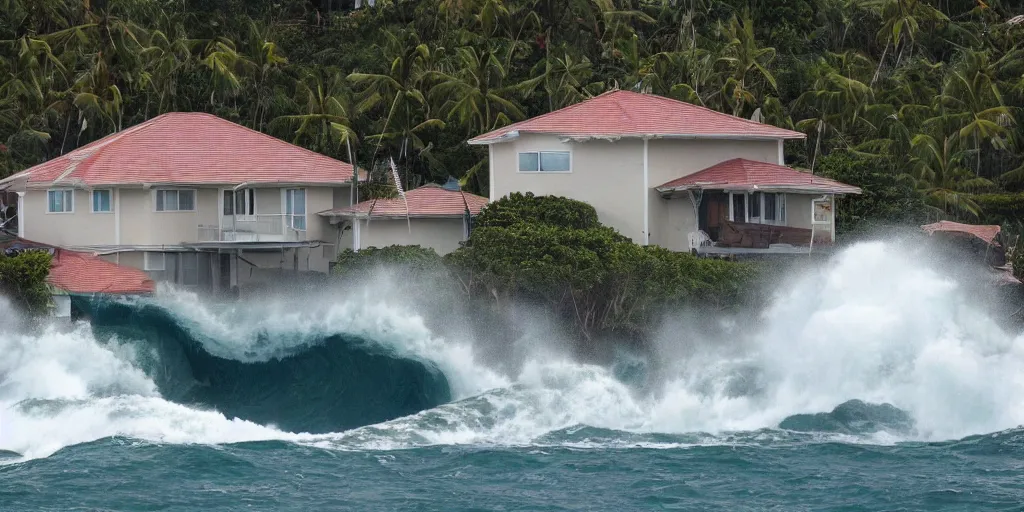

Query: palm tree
[907,133,991,218]
[348,30,443,163]
[936,49,1015,177]
[716,10,778,117]
[427,44,528,134]
[272,67,357,158]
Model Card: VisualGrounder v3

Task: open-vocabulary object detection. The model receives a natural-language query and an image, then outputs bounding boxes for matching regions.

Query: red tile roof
[1,235,154,294]
[319,184,488,219]
[48,250,155,295]
[469,90,804,144]
[922,221,1001,246]
[2,113,356,188]
[656,158,862,195]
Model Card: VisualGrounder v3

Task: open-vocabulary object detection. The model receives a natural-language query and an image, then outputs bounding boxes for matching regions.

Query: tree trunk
[871,40,890,87]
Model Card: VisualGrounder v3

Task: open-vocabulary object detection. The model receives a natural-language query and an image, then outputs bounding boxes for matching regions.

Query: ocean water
[3,241,1024,511]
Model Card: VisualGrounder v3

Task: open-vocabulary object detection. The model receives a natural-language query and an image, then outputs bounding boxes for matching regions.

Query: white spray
[1,241,1023,461]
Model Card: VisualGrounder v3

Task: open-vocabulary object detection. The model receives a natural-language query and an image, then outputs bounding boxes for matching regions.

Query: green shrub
[448,193,758,340]
[474,192,602,231]
[333,245,445,277]
[0,249,52,315]
[817,152,929,235]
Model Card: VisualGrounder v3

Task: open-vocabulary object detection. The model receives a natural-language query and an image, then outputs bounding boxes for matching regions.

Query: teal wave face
[78,298,452,434]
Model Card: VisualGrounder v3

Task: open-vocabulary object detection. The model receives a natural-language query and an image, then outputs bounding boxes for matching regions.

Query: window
[285,188,306,231]
[144,252,165,271]
[763,193,776,222]
[92,190,112,213]
[180,253,199,286]
[155,189,196,212]
[47,189,74,213]
[518,151,571,172]
[730,193,746,222]
[224,189,255,216]
[813,197,833,224]
[778,194,787,223]
[748,192,761,221]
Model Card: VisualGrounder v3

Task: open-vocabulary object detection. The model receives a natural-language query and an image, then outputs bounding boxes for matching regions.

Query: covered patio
[655,159,862,256]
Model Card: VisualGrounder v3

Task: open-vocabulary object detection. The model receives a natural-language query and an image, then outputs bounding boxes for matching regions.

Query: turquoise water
[3,242,1024,510]
[5,432,1024,511]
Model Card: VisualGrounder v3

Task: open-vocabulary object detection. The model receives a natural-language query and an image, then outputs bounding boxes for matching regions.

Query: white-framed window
[155,189,196,212]
[285,188,306,231]
[91,189,112,213]
[729,192,787,224]
[144,252,165,271]
[518,151,571,173]
[180,253,199,286]
[813,197,833,224]
[224,189,255,217]
[729,193,746,222]
[763,193,786,224]
[47,189,74,213]
[748,192,761,222]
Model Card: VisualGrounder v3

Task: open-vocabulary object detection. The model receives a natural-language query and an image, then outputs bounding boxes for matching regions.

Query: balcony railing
[198,214,306,243]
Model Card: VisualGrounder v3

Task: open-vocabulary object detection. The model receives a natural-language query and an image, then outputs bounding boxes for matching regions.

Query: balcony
[198,214,307,243]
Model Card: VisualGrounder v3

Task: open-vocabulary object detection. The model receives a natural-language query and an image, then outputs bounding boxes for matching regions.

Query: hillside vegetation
[2,0,1023,224]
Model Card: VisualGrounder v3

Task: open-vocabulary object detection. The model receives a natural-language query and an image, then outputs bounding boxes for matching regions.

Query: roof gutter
[657,184,862,195]
[470,131,805,145]
[468,129,520,145]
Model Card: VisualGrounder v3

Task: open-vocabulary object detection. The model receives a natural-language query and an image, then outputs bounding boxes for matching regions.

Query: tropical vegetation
[334,193,762,342]
[2,0,1023,227]
[0,248,52,315]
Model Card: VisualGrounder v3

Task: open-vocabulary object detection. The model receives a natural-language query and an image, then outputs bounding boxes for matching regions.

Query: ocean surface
[3,241,1024,511]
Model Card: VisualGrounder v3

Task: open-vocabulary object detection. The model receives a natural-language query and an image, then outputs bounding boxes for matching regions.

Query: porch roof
[656,158,862,195]
[922,221,1001,246]
[0,233,155,295]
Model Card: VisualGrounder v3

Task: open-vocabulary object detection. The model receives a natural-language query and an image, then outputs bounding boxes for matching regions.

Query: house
[1,232,155,317]
[469,90,862,255]
[922,221,1007,267]
[319,182,488,255]
[0,112,359,295]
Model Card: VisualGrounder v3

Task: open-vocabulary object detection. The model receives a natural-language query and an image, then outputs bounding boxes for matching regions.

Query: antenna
[389,157,411,233]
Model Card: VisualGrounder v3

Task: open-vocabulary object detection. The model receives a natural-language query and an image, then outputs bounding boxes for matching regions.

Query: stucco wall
[117,187,218,245]
[490,134,646,243]
[651,195,698,252]
[645,139,780,186]
[358,217,467,255]
[22,189,116,246]
[25,185,347,248]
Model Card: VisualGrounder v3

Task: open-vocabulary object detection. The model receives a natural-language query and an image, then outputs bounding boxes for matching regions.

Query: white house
[0,112,360,295]
[319,182,488,256]
[469,90,862,255]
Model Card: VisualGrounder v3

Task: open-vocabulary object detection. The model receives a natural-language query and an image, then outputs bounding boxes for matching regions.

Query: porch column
[830,194,836,243]
[15,191,24,236]
[353,219,361,251]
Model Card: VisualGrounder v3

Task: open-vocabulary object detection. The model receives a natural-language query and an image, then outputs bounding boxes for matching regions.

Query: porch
[198,214,307,243]
[688,191,837,256]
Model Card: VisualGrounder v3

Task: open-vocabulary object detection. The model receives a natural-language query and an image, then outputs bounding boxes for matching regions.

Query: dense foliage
[334,244,445,276]
[449,194,759,339]
[0,249,52,315]
[3,0,1022,223]
[816,151,931,235]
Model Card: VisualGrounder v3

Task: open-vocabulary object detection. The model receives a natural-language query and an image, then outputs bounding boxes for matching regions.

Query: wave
[2,240,1024,461]
[82,298,453,433]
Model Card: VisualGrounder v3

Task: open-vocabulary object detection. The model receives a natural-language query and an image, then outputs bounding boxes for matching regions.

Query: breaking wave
[2,241,1024,461]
